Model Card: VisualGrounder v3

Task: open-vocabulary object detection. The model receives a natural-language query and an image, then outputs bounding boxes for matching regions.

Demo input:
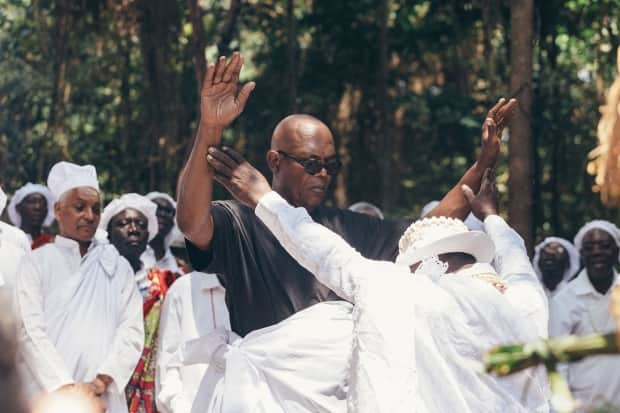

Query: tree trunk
[188,0,207,97]
[218,0,241,58]
[378,0,392,211]
[509,0,534,253]
[286,0,297,113]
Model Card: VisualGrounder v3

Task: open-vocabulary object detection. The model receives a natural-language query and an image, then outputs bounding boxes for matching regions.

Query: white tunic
[15,235,144,413]
[0,228,29,305]
[205,192,549,413]
[156,272,230,413]
[549,269,620,411]
[0,221,31,253]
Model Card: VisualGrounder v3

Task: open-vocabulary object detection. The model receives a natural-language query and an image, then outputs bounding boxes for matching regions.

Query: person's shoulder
[212,199,257,222]
[0,222,30,252]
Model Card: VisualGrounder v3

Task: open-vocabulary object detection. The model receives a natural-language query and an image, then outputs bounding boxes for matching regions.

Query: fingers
[213,56,227,84]
[486,98,506,120]
[461,184,476,205]
[207,148,236,177]
[236,81,256,109]
[221,146,245,163]
[204,63,216,88]
[222,52,240,83]
[231,55,244,84]
[495,98,518,129]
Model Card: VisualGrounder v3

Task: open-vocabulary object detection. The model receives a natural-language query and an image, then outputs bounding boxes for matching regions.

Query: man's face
[55,187,101,242]
[538,242,569,288]
[151,197,175,239]
[274,124,337,211]
[581,229,618,281]
[17,192,48,228]
[107,208,149,261]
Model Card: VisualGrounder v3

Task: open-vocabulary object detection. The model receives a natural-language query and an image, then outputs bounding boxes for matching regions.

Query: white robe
[0,228,29,306]
[156,272,231,413]
[0,221,31,253]
[15,235,144,413]
[549,269,620,411]
[205,192,549,413]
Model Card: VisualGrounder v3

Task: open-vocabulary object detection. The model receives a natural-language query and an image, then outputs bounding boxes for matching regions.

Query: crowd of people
[1,52,619,413]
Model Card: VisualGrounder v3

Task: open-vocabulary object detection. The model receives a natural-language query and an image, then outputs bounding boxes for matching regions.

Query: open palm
[200,52,256,127]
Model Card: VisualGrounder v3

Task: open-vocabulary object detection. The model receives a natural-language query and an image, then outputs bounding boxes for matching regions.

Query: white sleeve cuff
[255,191,288,219]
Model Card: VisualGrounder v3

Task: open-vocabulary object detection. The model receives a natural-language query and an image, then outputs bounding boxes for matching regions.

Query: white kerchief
[532,237,581,281]
[100,193,158,242]
[8,183,56,227]
[47,161,99,199]
[574,220,620,262]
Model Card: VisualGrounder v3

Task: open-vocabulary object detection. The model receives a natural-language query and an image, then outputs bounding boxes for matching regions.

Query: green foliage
[0,0,619,241]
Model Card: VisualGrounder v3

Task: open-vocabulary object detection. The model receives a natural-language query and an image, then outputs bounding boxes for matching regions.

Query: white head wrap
[7,183,56,227]
[99,193,159,242]
[0,186,6,216]
[145,191,181,248]
[574,220,620,263]
[532,237,581,281]
[47,161,99,199]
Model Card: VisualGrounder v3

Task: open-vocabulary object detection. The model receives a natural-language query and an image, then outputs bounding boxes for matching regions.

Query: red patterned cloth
[126,268,182,413]
[31,233,55,250]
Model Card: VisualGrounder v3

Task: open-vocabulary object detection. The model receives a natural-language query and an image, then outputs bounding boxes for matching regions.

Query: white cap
[8,183,56,227]
[396,216,495,267]
[47,161,99,199]
[0,186,6,215]
[100,193,159,242]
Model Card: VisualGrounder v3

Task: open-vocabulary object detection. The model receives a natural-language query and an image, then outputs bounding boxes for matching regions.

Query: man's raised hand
[200,52,256,129]
[477,98,518,169]
[207,146,272,208]
[461,168,499,221]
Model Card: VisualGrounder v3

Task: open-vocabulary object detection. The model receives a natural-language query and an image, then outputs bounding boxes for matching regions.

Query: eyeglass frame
[276,150,342,176]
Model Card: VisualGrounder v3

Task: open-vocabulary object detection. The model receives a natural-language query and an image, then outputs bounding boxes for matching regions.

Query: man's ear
[266,150,280,173]
[53,201,61,222]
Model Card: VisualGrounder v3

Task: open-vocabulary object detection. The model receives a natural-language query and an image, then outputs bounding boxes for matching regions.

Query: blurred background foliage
[1,0,619,248]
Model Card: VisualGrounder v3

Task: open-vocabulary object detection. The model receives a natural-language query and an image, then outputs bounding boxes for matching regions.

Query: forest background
[1,0,619,251]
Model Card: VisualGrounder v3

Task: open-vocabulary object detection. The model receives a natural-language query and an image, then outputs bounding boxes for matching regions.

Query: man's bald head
[271,114,334,152]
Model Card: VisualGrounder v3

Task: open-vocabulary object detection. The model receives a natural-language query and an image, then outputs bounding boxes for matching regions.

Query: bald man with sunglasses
[177,53,517,337]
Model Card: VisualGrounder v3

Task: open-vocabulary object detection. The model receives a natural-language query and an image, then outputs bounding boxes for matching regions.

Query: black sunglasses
[277,150,342,176]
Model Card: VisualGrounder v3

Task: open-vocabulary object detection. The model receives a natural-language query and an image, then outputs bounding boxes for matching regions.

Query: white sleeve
[484,215,549,338]
[15,255,75,392]
[156,288,190,413]
[255,191,398,303]
[96,265,144,394]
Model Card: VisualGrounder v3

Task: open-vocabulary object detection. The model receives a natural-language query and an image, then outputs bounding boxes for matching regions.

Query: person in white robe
[0,186,29,306]
[532,237,580,297]
[0,186,31,254]
[8,183,56,248]
[550,220,620,412]
[155,271,230,413]
[202,150,549,413]
[15,161,144,413]
[140,192,183,273]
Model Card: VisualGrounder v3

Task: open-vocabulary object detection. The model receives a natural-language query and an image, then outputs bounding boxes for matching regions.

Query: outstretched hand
[461,168,498,221]
[207,146,272,208]
[200,52,256,129]
[477,98,518,169]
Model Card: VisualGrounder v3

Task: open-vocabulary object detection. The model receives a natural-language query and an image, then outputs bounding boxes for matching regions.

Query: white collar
[572,268,619,297]
[192,272,223,291]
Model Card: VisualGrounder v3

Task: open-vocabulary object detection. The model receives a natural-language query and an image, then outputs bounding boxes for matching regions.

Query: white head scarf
[532,237,581,281]
[0,186,6,215]
[7,183,56,227]
[47,161,100,199]
[574,220,620,263]
[145,191,181,248]
[99,193,159,242]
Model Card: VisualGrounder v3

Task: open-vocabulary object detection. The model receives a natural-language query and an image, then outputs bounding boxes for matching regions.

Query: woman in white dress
[202,151,549,413]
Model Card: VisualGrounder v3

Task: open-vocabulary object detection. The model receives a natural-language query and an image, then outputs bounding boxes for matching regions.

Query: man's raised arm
[428,98,517,219]
[176,53,255,249]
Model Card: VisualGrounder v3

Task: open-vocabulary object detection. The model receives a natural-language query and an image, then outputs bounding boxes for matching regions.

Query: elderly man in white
[550,220,620,412]
[14,161,144,413]
[202,146,549,413]
[155,271,230,413]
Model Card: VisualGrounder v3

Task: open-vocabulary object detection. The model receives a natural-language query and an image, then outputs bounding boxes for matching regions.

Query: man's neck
[588,270,615,295]
[150,236,166,261]
[21,222,42,239]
